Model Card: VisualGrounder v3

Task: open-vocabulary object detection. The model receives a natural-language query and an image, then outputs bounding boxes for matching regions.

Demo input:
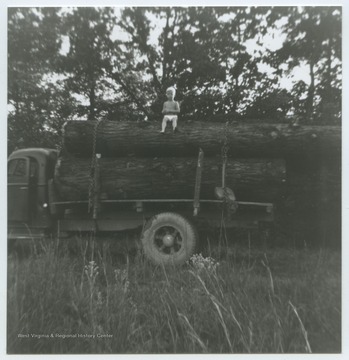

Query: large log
[62,120,341,158]
[54,156,286,202]
[275,156,341,245]
[277,172,341,246]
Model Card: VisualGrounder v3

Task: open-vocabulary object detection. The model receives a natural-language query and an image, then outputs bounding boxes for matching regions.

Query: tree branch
[111,71,152,118]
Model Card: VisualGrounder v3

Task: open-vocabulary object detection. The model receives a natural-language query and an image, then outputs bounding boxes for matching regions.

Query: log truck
[8,146,274,265]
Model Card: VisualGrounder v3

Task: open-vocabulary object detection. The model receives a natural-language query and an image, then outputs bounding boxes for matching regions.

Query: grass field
[7,233,341,354]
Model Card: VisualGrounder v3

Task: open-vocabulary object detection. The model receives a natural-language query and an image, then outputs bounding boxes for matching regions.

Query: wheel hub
[163,234,175,247]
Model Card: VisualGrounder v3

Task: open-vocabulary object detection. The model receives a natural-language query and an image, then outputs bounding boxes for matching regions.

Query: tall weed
[7,235,341,354]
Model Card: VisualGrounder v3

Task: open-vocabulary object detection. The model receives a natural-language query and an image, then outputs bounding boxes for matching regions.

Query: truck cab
[8,148,58,239]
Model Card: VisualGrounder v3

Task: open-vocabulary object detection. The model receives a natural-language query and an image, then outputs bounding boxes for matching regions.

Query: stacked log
[54,156,286,202]
[278,155,341,245]
[62,120,341,158]
[55,119,341,245]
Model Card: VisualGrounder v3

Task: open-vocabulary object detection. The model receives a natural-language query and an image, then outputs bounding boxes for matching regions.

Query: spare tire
[141,212,197,266]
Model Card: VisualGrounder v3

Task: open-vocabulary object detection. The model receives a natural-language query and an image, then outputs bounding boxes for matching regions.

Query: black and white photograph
[5,2,345,356]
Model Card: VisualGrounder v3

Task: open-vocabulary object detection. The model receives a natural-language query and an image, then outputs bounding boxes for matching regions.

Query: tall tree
[216,7,269,115]
[267,6,341,122]
[60,7,117,120]
[8,7,65,152]
[117,7,272,120]
[316,7,341,123]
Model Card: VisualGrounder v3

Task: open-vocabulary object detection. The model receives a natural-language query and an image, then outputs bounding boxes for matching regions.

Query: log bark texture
[62,120,341,158]
[275,157,341,245]
[54,156,286,202]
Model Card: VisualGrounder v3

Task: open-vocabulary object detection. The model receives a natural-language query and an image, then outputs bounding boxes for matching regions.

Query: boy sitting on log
[161,87,180,133]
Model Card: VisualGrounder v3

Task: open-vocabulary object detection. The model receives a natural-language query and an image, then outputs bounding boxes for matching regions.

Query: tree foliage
[59,7,117,120]
[8,8,65,152]
[7,6,342,151]
[265,7,341,122]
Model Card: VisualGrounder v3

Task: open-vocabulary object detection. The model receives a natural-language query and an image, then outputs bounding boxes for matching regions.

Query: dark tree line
[8,6,341,153]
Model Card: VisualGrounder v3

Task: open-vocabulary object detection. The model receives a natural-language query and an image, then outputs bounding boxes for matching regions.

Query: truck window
[8,159,27,177]
[8,160,17,175]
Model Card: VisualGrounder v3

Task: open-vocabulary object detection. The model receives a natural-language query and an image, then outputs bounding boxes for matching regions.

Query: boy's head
[166,87,176,101]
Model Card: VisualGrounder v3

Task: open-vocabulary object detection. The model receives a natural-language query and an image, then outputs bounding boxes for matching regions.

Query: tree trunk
[54,156,286,202]
[306,60,315,120]
[161,9,171,85]
[62,120,341,158]
[111,72,152,119]
[88,85,95,121]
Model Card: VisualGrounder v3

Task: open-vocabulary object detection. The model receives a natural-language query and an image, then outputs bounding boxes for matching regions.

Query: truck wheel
[141,212,197,266]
